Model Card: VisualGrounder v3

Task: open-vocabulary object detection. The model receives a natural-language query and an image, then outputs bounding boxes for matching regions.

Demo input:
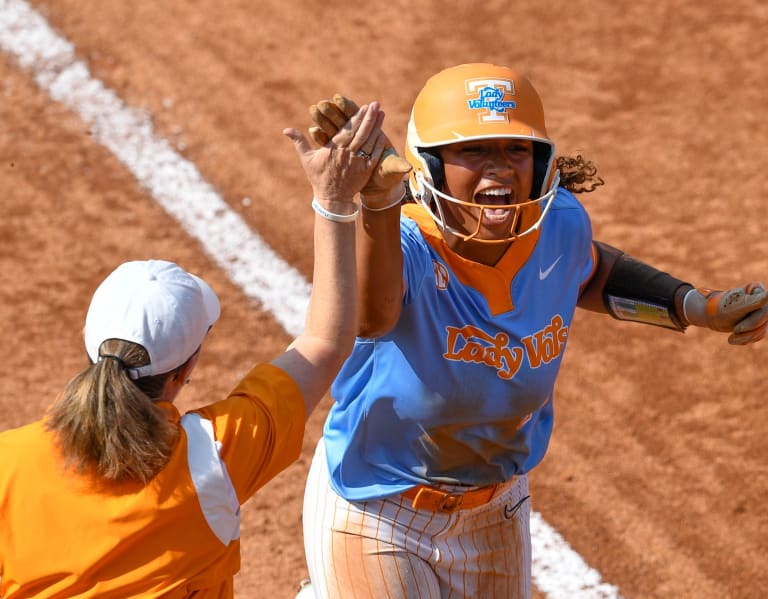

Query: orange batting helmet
[405,63,560,242]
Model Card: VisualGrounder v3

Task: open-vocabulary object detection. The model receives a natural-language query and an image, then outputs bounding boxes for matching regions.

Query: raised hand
[308,94,411,208]
[284,102,387,205]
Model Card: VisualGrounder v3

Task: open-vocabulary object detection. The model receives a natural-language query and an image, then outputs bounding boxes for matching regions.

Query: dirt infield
[2,1,767,597]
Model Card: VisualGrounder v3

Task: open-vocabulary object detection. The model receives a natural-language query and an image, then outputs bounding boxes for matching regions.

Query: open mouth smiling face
[439,139,534,240]
[474,186,518,226]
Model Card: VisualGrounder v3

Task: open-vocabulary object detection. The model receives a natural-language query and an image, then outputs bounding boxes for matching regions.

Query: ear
[162,350,202,403]
[176,350,201,383]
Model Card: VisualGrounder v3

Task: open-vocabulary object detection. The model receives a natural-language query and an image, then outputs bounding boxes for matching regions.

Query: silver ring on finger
[356,149,372,161]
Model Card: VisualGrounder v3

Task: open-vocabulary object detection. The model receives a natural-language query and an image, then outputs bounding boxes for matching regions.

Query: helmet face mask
[413,168,560,244]
[405,63,559,243]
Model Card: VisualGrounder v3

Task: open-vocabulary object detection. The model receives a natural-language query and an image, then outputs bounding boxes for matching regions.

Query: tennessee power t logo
[465,78,517,123]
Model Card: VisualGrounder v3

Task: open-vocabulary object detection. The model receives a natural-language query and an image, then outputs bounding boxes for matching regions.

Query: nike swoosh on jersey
[539,255,563,280]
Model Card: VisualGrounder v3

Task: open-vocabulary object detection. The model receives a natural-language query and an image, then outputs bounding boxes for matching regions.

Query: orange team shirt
[0,363,306,598]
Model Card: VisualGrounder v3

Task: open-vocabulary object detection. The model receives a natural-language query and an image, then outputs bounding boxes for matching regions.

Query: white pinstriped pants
[302,439,532,599]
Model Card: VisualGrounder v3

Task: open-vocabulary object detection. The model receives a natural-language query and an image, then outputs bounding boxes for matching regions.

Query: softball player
[0,103,386,597]
[299,63,768,598]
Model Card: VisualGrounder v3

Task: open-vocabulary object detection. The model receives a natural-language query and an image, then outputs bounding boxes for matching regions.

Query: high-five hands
[684,282,768,345]
[309,94,411,208]
[284,103,387,206]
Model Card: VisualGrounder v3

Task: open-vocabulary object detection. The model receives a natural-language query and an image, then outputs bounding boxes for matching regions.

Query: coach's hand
[684,282,768,345]
[309,94,411,209]
[284,103,385,204]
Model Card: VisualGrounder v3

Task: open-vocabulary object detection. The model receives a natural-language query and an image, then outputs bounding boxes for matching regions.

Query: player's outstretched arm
[579,240,768,345]
[276,102,387,418]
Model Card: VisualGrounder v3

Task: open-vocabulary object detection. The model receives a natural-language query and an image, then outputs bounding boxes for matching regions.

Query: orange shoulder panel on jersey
[192,362,306,502]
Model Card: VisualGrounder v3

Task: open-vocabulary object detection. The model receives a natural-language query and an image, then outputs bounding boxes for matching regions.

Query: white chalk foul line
[0,0,311,338]
[531,512,622,598]
[0,1,623,597]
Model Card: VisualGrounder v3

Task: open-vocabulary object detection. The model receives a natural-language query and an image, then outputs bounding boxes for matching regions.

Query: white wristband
[361,188,406,212]
[311,197,359,222]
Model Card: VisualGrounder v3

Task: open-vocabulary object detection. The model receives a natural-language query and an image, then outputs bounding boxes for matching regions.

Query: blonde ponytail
[45,339,180,484]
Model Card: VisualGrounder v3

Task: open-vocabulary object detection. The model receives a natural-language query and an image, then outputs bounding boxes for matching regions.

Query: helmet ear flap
[531,141,552,199]
[420,150,445,193]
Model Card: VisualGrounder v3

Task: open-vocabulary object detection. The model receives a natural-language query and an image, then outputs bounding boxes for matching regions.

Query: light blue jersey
[324,189,595,501]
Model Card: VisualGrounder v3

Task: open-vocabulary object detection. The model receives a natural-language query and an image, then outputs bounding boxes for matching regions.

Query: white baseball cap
[84,260,221,378]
